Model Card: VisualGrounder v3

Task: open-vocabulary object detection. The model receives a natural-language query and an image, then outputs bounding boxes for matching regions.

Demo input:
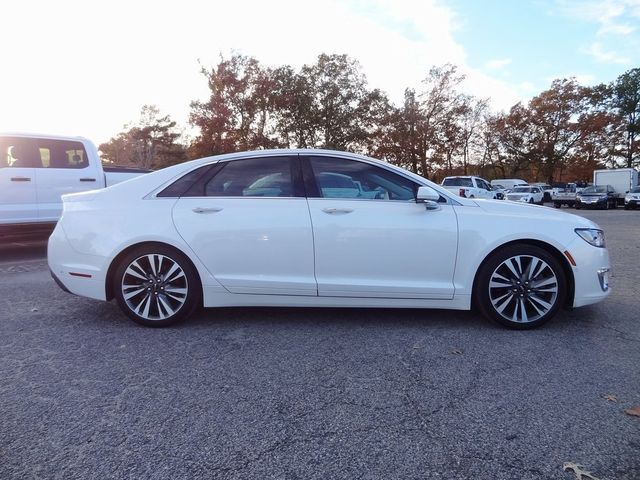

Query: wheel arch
[471,239,575,309]
[105,241,203,301]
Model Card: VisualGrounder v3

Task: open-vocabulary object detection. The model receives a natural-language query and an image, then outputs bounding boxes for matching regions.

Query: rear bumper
[50,269,72,294]
[47,223,108,301]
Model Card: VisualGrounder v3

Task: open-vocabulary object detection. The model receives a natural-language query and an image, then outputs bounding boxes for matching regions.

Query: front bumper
[565,237,611,308]
[576,197,606,208]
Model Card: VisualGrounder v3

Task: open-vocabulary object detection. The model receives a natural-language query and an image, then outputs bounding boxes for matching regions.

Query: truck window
[442,177,473,187]
[0,137,88,169]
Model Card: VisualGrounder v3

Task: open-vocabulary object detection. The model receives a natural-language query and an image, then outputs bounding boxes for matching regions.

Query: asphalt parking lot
[1,209,639,480]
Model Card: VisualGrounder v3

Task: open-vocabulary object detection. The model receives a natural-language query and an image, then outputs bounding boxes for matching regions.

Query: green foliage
[100,105,187,169]
[612,68,640,167]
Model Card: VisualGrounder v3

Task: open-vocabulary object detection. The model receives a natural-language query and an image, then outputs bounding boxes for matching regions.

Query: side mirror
[416,186,441,210]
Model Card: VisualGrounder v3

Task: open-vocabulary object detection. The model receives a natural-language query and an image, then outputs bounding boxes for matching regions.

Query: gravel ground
[0,209,638,479]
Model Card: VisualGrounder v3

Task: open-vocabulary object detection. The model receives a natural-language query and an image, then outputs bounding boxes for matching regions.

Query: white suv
[506,186,544,205]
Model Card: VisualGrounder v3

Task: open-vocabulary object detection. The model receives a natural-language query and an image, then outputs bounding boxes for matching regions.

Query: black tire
[575,203,581,210]
[604,201,609,210]
[528,198,534,204]
[113,244,201,327]
[474,244,567,330]
[624,205,630,210]
[611,200,617,209]
[554,203,561,209]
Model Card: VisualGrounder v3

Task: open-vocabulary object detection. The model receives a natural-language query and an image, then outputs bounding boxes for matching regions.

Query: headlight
[575,228,606,248]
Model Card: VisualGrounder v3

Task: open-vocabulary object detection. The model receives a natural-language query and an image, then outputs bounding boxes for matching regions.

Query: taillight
[459,188,466,198]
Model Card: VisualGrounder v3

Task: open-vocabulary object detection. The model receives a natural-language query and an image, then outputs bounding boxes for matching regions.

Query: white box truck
[593,168,639,205]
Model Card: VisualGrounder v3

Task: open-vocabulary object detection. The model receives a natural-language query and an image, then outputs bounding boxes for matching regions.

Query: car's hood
[471,198,598,228]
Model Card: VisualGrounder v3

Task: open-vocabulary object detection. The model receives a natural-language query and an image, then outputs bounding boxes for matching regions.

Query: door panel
[308,199,458,299]
[0,167,37,224]
[34,139,101,222]
[173,198,316,295]
[304,155,458,299]
[171,155,316,296]
[0,137,39,224]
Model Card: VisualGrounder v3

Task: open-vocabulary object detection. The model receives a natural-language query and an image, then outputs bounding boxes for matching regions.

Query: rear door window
[203,157,299,198]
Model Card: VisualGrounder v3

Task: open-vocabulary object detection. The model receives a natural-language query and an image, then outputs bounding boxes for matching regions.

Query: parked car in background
[490,179,528,191]
[506,186,544,205]
[575,185,618,210]
[593,168,638,206]
[49,149,611,330]
[531,183,553,202]
[552,183,579,208]
[441,176,499,199]
[0,133,150,237]
[624,186,640,210]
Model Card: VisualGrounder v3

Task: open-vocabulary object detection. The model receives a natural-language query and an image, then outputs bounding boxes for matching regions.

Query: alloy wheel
[488,255,559,324]
[121,254,189,321]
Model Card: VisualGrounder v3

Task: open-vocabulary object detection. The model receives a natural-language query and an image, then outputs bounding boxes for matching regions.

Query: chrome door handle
[322,207,354,215]
[192,207,223,214]
[10,177,31,182]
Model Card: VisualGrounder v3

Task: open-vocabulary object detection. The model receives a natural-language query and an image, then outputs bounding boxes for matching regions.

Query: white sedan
[48,150,611,329]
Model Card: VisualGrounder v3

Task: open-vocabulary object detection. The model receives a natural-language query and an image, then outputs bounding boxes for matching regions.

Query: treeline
[100,53,640,183]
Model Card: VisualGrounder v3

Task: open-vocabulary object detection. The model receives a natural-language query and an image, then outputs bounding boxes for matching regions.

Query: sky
[1,0,638,145]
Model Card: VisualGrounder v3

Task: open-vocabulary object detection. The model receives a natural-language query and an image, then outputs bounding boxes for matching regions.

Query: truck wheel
[113,245,202,327]
[554,203,561,208]
[474,244,566,329]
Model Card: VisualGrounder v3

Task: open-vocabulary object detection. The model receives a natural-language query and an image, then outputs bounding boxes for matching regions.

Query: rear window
[0,137,88,169]
[442,177,473,187]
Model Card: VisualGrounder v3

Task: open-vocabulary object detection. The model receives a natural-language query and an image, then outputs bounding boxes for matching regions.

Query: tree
[277,54,378,150]
[189,54,284,158]
[612,68,640,168]
[415,64,467,177]
[100,105,186,169]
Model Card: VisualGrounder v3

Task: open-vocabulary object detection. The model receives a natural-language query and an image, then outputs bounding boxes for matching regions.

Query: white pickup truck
[0,133,150,237]
[441,175,500,199]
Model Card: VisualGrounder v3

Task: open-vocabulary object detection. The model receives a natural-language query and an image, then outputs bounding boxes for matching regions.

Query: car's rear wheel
[475,245,566,329]
[113,245,201,327]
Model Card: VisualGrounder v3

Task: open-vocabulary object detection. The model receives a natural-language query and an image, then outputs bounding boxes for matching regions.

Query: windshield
[582,186,606,194]
[512,187,531,193]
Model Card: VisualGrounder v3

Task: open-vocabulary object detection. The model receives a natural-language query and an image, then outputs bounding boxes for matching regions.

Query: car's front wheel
[475,245,567,329]
[113,245,201,327]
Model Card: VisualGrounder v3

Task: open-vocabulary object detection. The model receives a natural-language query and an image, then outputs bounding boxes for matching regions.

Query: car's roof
[0,132,91,142]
